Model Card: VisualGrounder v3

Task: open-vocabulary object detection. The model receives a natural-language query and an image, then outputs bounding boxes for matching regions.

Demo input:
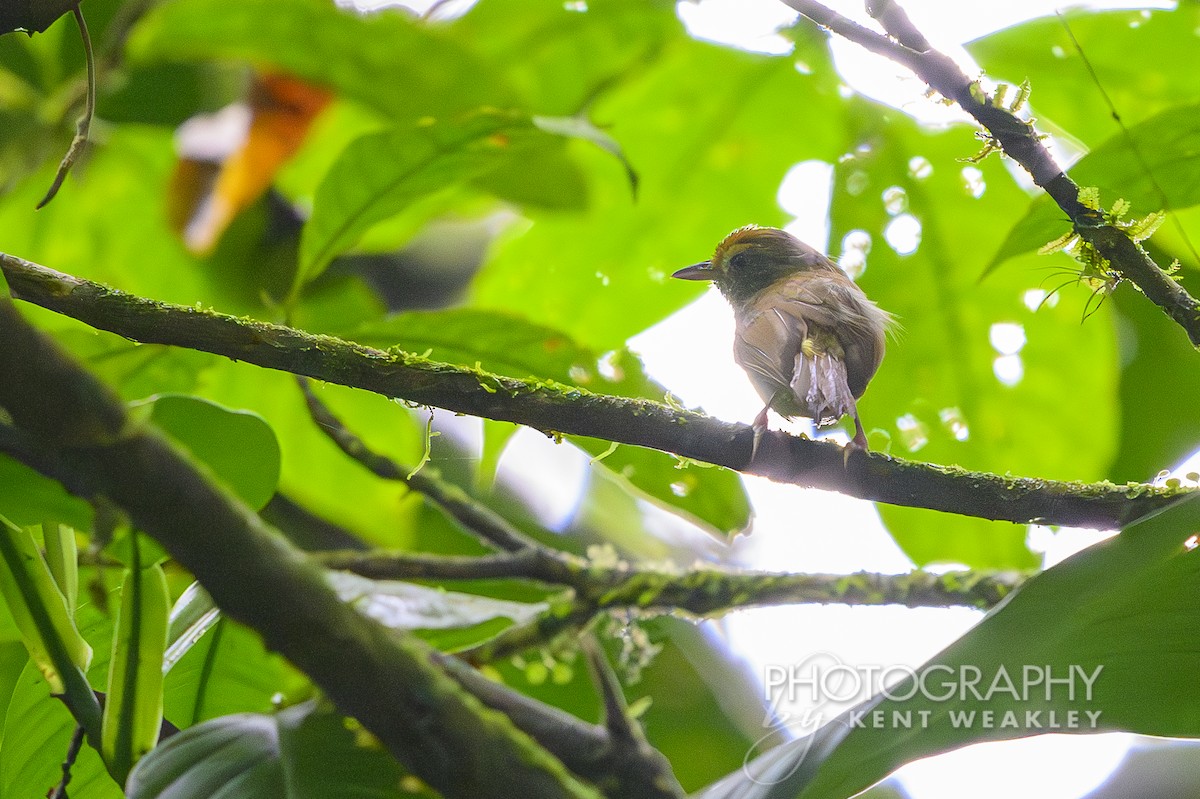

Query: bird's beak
[672,261,714,280]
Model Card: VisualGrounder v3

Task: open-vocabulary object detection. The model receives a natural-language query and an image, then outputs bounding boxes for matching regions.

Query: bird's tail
[791,347,857,427]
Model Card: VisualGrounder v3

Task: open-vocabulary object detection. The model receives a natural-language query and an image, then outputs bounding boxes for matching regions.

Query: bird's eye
[728,251,748,271]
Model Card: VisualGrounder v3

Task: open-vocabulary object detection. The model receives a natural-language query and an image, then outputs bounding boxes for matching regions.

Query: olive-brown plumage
[673,226,891,450]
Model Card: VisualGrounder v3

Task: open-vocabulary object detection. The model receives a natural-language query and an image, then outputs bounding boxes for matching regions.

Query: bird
[672,225,892,452]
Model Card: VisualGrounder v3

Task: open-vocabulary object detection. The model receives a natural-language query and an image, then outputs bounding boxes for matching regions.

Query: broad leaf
[126,701,406,799]
[470,25,847,350]
[968,7,1200,149]
[0,455,92,529]
[197,364,423,546]
[701,496,1200,799]
[164,583,285,728]
[0,610,121,799]
[985,101,1200,273]
[141,394,281,511]
[1107,281,1200,482]
[299,111,558,285]
[128,0,512,124]
[446,0,677,116]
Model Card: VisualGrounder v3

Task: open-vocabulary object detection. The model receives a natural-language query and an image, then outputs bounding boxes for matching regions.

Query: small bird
[673,226,892,451]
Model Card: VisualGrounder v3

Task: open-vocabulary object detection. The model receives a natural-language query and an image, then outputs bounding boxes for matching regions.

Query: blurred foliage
[0,1,1198,798]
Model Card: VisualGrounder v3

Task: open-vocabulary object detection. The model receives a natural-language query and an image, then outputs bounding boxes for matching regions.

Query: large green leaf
[701,496,1200,799]
[0,610,121,799]
[142,395,282,511]
[126,702,406,799]
[299,111,570,285]
[967,6,1200,149]
[0,455,92,529]
[127,0,513,124]
[197,364,423,547]
[446,0,677,116]
[829,107,1117,568]
[1107,279,1200,482]
[985,101,1200,272]
[470,25,846,351]
[0,128,214,306]
[348,308,752,538]
[164,581,287,730]
[0,659,122,798]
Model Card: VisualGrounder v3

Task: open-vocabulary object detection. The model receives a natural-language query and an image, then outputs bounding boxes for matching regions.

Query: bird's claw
[844,416,869,467]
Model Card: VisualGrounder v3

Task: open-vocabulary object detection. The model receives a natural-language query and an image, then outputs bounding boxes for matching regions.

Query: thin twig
[38,4,95,209]
[49,723,86,799]
[298,376,550,554]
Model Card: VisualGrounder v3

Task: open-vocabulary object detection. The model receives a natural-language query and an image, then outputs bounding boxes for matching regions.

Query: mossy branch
[0,293,606,799]
[781,0,1200,347]
[2,252,1193,529]
[319,544,1029,664]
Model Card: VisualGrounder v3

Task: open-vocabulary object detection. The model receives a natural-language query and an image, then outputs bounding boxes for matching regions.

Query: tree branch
[0,295,602,799]
[781,0,1200,347]
[454,565,1025,664]
[299,376,546,555]
[2,252,1192,528]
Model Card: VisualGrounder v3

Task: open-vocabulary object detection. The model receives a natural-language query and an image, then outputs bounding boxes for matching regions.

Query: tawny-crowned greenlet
[673,225,893,450]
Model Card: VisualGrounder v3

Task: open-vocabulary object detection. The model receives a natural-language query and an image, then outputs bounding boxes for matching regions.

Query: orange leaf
[169,73,333,254]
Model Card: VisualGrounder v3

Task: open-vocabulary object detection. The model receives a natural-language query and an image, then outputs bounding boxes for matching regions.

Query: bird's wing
[733,303,807,405]
[768,274,887,397]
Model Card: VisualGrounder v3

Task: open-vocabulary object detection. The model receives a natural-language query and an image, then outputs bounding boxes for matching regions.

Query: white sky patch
[897,734,1133,799]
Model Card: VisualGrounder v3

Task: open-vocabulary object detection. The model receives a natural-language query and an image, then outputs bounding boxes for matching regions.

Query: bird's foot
[749,405,770,460]
[844,417,869,467]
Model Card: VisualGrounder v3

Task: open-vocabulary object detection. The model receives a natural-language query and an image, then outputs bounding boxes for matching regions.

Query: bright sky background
[382,0,1191,796]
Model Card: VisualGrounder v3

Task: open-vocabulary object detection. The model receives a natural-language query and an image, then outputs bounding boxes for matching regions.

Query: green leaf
[1,658,122,799]
[986,101,1200,273]
[470,27,845,350]
[142,394,281,511]
[162,584,288,729]
[967,7,1200,149]
[102,559,170,783]
[0,0,78,35]
[533,114,638,195]
[127,0,512,123]
[298,111,554,286]
[41,521,78,613]
[711,496,1200,799]
[0,454,92,529]
[828,107,1117,568]
[446,0,677,116]
[198,365,424,547]
[347,308,752,538]
[0,609,121,799]
[328,571,546,652]
[126,702,406,799]
[0,515,92,693]
[1107,280,1200,482]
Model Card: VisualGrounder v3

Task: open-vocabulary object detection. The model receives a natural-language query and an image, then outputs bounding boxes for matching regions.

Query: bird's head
[672,225,837,306]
